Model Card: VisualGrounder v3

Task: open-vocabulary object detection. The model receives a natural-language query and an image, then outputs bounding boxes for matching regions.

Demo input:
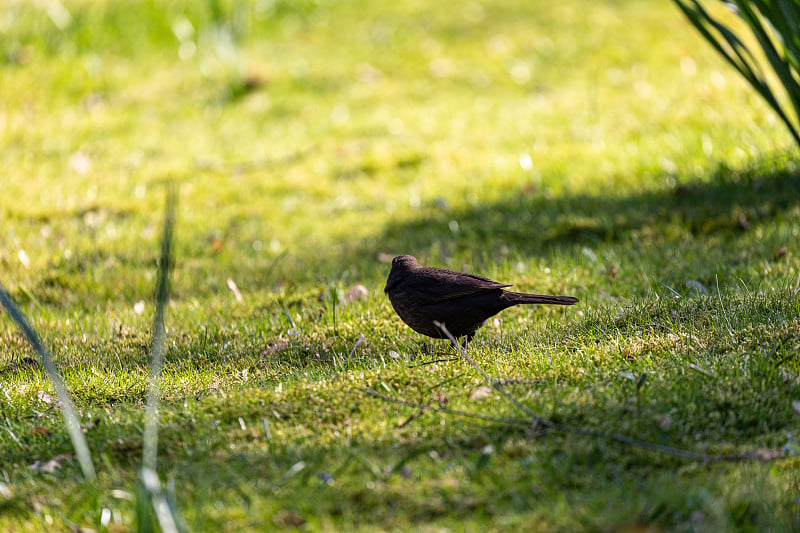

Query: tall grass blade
[674,0,800,147]
[142,182,176,471]
[0,287,96,481]
[140,183,188,532]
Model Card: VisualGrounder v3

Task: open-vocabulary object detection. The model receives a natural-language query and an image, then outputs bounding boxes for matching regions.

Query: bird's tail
[504,292,578,305]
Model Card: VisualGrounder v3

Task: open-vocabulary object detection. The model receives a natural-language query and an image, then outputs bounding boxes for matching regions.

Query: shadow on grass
[156,389,795,531]
[12,155,797,314]
[368,157,798,262]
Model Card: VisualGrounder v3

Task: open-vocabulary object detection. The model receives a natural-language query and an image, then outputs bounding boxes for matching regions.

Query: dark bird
[384,255,578,345]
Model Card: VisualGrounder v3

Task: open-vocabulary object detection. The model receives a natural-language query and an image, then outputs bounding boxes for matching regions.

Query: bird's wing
[416,268,511,302]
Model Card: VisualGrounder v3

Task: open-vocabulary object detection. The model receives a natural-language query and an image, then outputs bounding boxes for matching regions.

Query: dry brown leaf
[37,391,60,406]
[736,213,749,230]
[262,339,290,356]
[748,448,785,461]
[30,426,51,437]
[469,386,492,401]
[227,278,244,303]
[433,391,448,407]
[273,510,306,528]
[29,454,71,473]
[347,284,369,303]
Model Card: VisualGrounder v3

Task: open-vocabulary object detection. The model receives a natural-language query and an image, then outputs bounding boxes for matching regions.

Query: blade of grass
[731,1,800,122]
[674,0,800,146]
[142,182,176,471]
[0,286,96,481]
[140,183,187,533]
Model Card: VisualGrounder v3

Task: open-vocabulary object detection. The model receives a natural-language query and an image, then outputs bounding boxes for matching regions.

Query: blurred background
[1,0,795,309]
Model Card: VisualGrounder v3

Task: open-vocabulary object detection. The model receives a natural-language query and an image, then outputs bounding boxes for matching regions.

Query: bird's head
[384,255,419,293]
[392,255,418,270]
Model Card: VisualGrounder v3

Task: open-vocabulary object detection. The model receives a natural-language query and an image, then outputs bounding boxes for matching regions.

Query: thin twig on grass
[367,322,788,464]
[363,387,785,463]
[410,357,460,367]
[361,388,537,428]
[433,320,553,428]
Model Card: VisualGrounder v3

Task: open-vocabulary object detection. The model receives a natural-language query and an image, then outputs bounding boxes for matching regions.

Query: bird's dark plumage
[384,255,578,343]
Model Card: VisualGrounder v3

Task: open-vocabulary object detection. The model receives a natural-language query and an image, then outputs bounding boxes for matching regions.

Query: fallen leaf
[736,213,749,231]
[227,278,243,302]
[687,363,716,379]
[30,426,51,437]
[273,510,306,528]
[469,386,492,401]
[29,454,71,473]
[242,73,264,92]
[691,511,706,524]
[110,489,134,501]
[37,391,60,406]
[748,448,785,461]
[100,507,111,527]
[69,152,91,174]
[18,249,30,268]
[346,284,369,303]
[685,280,708,294]
[262,339,289,356]
[774,246,787,260]
[433,391,448,407]
[83,209,104,229]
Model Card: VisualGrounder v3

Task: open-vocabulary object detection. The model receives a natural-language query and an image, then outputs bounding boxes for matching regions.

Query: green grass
[2,0,800,530]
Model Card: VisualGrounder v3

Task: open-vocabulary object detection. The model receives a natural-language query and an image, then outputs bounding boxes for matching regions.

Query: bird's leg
[450,334,472,351]
[464,333,474,349]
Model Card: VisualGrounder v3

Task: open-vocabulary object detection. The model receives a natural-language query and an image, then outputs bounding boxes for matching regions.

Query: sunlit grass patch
[1,0,800,530]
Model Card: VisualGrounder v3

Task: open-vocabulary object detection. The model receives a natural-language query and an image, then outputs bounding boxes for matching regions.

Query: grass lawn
[2,0,800,530]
